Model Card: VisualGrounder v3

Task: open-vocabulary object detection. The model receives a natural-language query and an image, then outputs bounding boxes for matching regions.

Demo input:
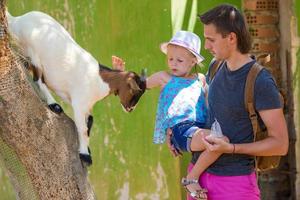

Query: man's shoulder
[253,65,282,110]
[207,58,225,83]
[255,67,276,86]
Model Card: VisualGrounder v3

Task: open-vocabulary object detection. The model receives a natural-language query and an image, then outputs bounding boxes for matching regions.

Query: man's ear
[228,32,237,44]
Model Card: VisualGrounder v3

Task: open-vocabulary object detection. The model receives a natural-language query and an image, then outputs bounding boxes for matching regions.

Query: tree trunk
[0,1,96,199]
[243,0,297,199]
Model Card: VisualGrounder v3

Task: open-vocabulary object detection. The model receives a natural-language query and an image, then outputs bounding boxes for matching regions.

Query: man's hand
[112,55,125,71]
[202,134,232,154]
[166,128,182,157]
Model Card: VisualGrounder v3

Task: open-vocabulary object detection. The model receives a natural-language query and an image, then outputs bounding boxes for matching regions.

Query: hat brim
[160,42,204,64]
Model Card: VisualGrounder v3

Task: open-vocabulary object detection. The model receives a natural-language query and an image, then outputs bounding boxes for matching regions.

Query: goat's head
[116,70,146,112]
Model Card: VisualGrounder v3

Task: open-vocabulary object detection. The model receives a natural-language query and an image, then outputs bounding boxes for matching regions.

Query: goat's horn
[141,68,147,82]
[256,54,271,65]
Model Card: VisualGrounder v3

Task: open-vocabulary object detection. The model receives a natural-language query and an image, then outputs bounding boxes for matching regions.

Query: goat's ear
[127,77,141,92]
[256,54,271,65]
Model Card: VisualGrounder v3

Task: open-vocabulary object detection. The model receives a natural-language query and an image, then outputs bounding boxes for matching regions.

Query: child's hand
[166,128,183,157]
[112,55,125,71]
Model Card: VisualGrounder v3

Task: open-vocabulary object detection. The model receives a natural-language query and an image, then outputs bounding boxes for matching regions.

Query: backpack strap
[244,62,264,173]
[244,62,264,140]
[209,59,224,82]
[245,54,274,138]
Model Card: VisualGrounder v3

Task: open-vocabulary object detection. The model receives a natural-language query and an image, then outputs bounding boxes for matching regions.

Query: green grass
[296,49,300,147]
[295,0,300,37]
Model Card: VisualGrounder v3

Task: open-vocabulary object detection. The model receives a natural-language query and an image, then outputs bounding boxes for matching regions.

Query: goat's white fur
[7,11,112,156]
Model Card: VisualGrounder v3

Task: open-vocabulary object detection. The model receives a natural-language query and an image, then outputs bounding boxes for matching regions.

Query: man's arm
[235,108,288,156]
[202,108,288,156]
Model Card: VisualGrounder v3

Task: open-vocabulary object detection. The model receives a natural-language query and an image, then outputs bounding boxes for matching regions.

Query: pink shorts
[187,163,260,200]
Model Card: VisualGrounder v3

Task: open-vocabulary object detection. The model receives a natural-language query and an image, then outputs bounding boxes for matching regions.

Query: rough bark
[0,1,96,199]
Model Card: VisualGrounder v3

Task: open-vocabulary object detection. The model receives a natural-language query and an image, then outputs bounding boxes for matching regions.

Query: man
[167,4,289,200]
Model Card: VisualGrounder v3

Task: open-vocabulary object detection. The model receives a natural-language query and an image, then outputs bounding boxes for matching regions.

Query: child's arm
[112,55,125,71]
[112,55,171,89]
[146,71,170,89]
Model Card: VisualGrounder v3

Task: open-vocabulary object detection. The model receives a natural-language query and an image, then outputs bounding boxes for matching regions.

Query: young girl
[113,31,223,200]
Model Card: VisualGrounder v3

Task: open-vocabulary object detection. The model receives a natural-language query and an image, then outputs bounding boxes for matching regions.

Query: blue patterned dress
[153,75,207,144]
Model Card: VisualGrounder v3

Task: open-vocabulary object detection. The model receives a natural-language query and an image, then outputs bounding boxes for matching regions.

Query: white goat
[7,11,146,165]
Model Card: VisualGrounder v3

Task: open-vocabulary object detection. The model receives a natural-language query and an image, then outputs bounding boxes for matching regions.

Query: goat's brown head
[99,64,146,112]
[116,71,146,112]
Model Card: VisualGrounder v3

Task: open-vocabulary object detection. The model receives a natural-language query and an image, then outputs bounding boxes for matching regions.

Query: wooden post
[243,0,297,199]
[0,1,96,199]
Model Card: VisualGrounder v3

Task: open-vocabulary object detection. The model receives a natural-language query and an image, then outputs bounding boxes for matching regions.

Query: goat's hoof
[48,103,63,114]
[79,153,92,166]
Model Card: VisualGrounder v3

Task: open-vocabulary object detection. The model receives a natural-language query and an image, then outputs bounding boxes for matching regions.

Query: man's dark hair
[199,4,252,54]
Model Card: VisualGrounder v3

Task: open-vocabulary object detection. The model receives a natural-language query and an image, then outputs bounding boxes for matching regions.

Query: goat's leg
[25,61,39,81]
[73,104,92,165]
[38,78,63,113]
[87,115,93,137]
[29,63,63,114]
[86,115,93,155]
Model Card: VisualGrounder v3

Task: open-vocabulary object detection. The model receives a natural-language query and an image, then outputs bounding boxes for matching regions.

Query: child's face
[166,45,197,77]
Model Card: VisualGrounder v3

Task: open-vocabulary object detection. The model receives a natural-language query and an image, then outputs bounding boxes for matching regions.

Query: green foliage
[296,49,300,133]
[295,0,300,36]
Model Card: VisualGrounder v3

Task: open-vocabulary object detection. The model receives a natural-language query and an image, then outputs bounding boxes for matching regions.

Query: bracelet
[232,144,235,154]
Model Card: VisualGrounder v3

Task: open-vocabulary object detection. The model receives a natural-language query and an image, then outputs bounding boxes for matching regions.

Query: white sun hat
[160,30,204,64]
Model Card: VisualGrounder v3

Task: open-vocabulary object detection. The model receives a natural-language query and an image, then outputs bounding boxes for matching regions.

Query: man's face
[203,24,231,60]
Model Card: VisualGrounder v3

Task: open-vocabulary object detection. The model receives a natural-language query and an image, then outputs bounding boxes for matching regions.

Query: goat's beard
[121,104,135,113]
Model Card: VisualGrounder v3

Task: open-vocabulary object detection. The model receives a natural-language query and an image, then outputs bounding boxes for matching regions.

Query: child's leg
[188,129,221,179]
[184,151,221,199]
[183,150,221,199]
[189,129,210,151]
[187,149,221,180]
[183,129,221,198]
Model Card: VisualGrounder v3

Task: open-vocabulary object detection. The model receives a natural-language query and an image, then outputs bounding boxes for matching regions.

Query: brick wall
[243,1,298,199]
[243,0,282,85]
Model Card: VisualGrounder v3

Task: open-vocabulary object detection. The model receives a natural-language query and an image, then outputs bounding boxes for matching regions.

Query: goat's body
[7,11,111,160]
[8,11,110,106]
[7,10,146,164]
